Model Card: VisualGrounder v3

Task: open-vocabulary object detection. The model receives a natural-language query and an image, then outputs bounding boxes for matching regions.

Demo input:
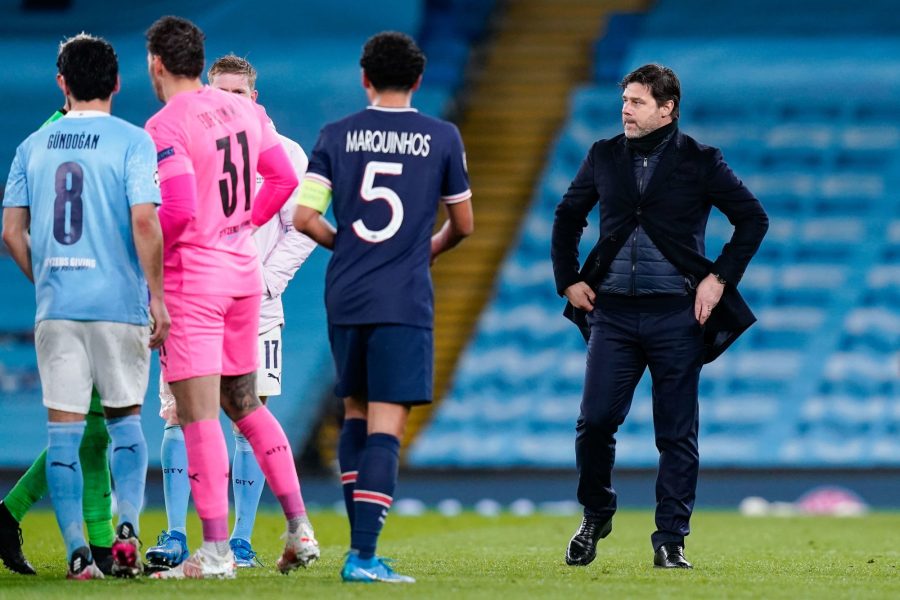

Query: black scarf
[625,120,677,155]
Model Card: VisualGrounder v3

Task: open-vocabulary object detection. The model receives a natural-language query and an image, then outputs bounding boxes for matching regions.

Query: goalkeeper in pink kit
[144,15,311,579]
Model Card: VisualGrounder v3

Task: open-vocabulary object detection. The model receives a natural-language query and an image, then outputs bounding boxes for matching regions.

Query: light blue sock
[46,421,87,559]
[230,431,265,544]
[106,415,147,535]
[161,424,190,536]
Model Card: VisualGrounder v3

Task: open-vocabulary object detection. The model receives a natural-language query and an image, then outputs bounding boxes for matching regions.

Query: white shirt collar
[65,110,110,118]
[366,105,418,113]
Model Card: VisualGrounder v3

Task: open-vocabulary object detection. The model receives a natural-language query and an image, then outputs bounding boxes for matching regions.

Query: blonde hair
[207,54,257,89]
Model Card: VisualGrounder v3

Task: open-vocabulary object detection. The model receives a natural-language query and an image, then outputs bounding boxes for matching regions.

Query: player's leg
[341,324,430,584]
[339,397,368,530]
[222,297,317,573]
[35,320,104,579]
[0,453,45,574]
[328,324,369,531]
[229,326,280,566]
[90,321,151,578]
[152,292,234,580]
[0,390,113,576]
[145,376,190,570]
[80,391,115,574]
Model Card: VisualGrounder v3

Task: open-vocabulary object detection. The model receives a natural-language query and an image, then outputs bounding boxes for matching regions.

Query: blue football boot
[341,551,415,583]
[145,530,188,570]
[230,538,262,568]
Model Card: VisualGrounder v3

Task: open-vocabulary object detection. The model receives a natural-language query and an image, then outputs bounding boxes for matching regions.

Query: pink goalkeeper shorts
[159,292,260,383]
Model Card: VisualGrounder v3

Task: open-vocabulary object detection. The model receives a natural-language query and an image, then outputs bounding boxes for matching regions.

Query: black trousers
[575,301,704,550]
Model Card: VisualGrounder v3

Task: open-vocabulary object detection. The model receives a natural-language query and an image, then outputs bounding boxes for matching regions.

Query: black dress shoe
[653,542,692,569]
[565,516,612,566]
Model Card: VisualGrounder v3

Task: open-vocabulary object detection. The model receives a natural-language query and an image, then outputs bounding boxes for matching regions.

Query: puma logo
[114,444,139,454]
[267,373,281,383]
[189,473,200,482]
[103,491,112,498]
[50,461,77,471]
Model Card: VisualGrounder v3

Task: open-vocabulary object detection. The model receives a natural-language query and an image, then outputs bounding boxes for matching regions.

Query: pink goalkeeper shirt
[146,86,283,297]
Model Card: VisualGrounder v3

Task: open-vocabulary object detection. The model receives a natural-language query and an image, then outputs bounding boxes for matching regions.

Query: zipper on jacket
[630,154,649,296]
[639,156,649,194]
[630,229,638,296]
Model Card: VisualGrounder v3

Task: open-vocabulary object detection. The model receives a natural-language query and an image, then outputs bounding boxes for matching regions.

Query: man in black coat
[551,64,768,569]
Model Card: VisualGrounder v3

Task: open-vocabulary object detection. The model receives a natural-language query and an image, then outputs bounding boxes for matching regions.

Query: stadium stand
[410,0,900,468]
[0,0,479,466]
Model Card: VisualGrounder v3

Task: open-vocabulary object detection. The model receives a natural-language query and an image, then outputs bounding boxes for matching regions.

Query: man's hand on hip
[564,281,596,312]
[695,274,725,325]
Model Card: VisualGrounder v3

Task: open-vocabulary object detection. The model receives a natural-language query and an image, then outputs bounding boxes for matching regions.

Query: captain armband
[296,177,332,213]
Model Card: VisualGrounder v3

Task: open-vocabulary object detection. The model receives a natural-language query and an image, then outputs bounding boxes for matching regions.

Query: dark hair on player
[56,33,118,102]
[359,31,426,92]
[208,54,257,89]
[620,63,681,119]
[146,15,205,79]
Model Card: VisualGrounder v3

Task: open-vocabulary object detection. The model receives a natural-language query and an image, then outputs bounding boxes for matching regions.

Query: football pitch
[1,510,898,598]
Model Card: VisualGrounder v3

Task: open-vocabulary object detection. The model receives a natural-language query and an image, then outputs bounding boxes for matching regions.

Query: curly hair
[57,33,118,102]
[146,15,205,78]
[359,31,426,92]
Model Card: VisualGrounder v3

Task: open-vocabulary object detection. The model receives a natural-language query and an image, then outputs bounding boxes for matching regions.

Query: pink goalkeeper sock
[182,419,230,541]
[236,406,306,519]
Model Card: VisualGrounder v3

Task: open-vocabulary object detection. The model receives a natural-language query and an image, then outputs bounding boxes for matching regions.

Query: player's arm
[263,202,318,298]
[157,174,197,250]
[292,170,336,250]
[2,208,33,282]
[432,125,474,263]
[126,132,170,347]
[431,198,474,263]
[293,204,335,250]
[146,119,198,250]
[261,145,315,297]
[2,146,33,281]
[252,113,300,227]
[131,204,170,348]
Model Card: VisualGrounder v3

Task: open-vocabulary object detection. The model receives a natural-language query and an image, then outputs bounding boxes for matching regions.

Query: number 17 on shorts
[257,325,283,397]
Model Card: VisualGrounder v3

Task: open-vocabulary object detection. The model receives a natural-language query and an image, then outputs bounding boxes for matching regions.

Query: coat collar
[613,131,685,204]
[613,138,640,201]
[643,130,684,201]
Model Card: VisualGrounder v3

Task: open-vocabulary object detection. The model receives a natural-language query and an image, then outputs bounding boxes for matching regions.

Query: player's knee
[104,404,142,419]
[343,395,368,419]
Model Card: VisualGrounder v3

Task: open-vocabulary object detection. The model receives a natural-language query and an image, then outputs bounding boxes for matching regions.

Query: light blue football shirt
[3,111,161,325]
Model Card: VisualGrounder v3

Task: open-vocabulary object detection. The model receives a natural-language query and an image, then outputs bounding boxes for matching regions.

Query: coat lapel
[612,138,639,203]
[641,131,684,203]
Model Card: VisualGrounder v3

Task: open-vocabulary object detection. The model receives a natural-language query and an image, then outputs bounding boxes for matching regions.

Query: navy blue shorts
[328,323,433,405]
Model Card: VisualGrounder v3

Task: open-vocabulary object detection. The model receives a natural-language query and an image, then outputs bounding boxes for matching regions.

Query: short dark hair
[146,15,205,79]
[56,33,118,102]
[360,31,426,92]
[208,54,257,89]
[620,64,681,119]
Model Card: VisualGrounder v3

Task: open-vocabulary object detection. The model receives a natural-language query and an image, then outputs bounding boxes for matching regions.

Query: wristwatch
[711,272,727,285]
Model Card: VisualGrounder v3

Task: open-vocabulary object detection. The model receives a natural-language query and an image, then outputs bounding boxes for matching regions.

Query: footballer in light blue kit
[1,34,169,579]
[294,31,474,584]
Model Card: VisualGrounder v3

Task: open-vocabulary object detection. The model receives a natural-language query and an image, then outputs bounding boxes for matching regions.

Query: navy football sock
[338,418,368,529]
[350,433,400,560]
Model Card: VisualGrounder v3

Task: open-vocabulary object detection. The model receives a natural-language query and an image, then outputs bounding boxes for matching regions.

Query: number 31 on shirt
[353,160,404,243]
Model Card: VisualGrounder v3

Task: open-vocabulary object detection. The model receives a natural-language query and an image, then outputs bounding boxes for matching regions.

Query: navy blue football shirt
[300,106,471,328]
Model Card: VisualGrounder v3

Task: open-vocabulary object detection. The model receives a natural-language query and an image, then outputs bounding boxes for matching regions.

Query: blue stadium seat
[409,0,900,469]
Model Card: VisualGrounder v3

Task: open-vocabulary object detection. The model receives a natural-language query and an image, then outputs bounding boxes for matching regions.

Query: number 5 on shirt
[353,160,403,243]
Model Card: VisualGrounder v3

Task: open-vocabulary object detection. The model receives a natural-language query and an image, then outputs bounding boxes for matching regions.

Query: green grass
[2,510,898,598]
